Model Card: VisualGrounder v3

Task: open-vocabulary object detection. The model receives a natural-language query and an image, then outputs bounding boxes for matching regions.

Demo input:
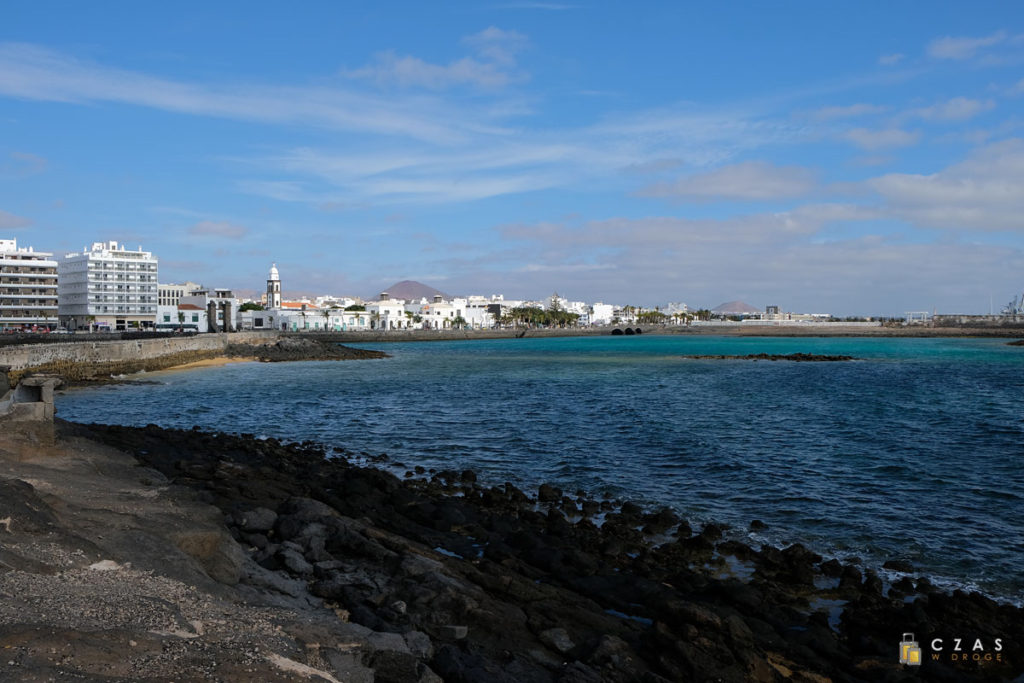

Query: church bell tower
[267,263,282,309]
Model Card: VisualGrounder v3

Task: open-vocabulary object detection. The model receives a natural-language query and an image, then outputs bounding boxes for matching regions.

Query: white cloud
[341,51,516,90]
[462,27,528,67]
[638,161,816,201]
[187,220,248,238]
[866,138,1024,231]
[0,208,31,229]
[237,103,804,206]
[493,2,578,9]
[927,31,1006,60]
[0,152,47,178]
[341,27,528,90]
[812,103,887,120]
[0,43,497,144]
[910,97,995,122]
[844,127,921,150]
[487,211,1020,314]
[878,53,905,66]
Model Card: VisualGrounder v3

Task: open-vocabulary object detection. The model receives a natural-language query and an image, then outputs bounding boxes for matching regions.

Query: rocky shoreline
[680,353,856,361]
[2,421,1015,681]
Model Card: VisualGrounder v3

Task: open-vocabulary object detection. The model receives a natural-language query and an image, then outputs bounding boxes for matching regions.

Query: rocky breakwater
[681,352,856,361]
[226,337,388,363]
[73,424,1024,682]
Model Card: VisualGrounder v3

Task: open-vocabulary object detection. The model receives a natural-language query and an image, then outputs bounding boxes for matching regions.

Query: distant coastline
[303,324,1024,343]
[3,325,1021,387]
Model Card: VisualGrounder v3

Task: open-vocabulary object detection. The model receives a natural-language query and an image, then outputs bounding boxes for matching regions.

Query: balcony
[0,304,58,311]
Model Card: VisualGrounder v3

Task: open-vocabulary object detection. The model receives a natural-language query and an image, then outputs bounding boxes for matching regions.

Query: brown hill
[378,280,450,301]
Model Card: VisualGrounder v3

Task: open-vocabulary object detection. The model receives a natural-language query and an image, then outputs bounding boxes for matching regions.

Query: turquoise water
[57,335,1024,601]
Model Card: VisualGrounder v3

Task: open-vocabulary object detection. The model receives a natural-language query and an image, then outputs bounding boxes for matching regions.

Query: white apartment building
[462,295,495,329]
[0,239,59,330]
[58,241,158,331]
[158,281,202,307]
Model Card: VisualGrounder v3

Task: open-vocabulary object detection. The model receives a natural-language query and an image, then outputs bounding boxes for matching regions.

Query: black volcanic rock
[75,423,1024,683]
[226,337,387,362]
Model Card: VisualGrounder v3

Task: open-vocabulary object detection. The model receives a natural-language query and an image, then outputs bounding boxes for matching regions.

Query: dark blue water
[56,335,1024,602]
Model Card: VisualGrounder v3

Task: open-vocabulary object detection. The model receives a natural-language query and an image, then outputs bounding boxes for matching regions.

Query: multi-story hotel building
[58,241,159,331]
[0,238,59,330]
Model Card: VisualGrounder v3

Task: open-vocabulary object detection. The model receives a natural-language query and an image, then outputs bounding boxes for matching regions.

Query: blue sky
[2,2,1023,315]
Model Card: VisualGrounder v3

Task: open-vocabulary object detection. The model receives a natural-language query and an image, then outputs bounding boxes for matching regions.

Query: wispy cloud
[0,208,32,229]
[341,26,528,90]
[236,104,804,205]
[492,2,578,9]
[927,31,1007,60]
[844,127,920,150]
[340,51,518,90]
[638,161,817,201]
[909,97,995,122]
[463,27,528,67]
[0,151,48,178]
[187,220,248,238]
[0,43,499,144]
[812,103,887,121]
[878,53,905,66]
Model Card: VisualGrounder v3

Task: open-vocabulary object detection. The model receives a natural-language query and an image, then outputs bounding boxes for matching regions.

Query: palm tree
[177,311,185,333]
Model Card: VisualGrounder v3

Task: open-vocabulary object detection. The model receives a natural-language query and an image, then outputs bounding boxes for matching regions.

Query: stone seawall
[0,332,277,384]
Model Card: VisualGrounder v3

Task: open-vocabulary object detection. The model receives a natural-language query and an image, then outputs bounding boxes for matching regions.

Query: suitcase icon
[900,633,922,665]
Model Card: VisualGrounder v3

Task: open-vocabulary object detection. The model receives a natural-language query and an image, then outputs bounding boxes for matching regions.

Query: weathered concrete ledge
[0,332,386,386]
[0,332,274,385]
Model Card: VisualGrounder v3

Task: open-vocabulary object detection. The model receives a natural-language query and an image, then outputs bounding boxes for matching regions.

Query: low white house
[366,293,412,330]
[155,303,207,332]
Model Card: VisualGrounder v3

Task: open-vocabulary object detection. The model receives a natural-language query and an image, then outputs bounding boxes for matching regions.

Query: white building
[411,295,461,329]
[462,295,495,329]
[589,303,616,326]
[366,292,411,330]
[58,241,158,331]
[155,303,207,332]
[158,281,202,307]
[180,288,239,332]
[0,239,59,330]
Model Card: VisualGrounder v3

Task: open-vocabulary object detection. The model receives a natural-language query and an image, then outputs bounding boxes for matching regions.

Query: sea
[56,335,1024,603]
